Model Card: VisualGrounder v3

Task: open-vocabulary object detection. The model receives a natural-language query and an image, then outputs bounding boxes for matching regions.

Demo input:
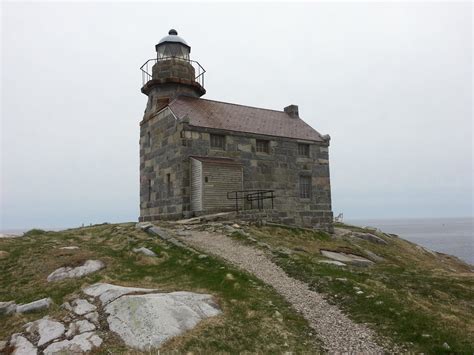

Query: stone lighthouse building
[139,29,333,231]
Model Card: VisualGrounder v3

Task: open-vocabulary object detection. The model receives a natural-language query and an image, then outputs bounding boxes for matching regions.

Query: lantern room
[155,29,190,60]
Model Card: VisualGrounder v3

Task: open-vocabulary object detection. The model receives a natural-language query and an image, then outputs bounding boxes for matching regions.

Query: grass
[0,223,317,353]
[231,223,474,353]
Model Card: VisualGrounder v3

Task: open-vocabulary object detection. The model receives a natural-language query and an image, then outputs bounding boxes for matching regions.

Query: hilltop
[0,216,472,353]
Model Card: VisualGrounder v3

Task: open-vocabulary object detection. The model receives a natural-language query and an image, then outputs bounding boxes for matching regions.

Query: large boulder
[82,283,221,351]
[104,291,221,351]
[47,260,105,282]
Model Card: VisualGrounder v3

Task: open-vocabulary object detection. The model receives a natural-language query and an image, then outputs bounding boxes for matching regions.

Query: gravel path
[175,229,388,353]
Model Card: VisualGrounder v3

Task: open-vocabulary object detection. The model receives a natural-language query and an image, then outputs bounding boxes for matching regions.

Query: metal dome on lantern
[155,29,190,60]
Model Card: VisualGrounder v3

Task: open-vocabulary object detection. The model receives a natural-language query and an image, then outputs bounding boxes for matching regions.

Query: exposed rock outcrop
[10,334,37,355]
[71,299,96,316]
[104,291,221,351]
[133,247,157,257]
[65,319,96,337]
[320,250,374,267]
[351,232,388,245]
[47,260,105,282]
[16,298,53,314]
[83,283,157,305]
[317,260,346,266]
[82,282,221,351]
[0,301,16,315]
[24,317,65,346]
[43,332,102,354]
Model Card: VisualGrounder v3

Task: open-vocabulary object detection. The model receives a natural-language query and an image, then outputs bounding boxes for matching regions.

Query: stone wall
[139,108,186,221]
[180,125,333,231]
[236,209,333,232]
[152,59,195,82]
[139,110,333,231]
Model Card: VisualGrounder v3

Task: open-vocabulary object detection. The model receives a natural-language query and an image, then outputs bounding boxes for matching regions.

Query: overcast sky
[1,2,472,229]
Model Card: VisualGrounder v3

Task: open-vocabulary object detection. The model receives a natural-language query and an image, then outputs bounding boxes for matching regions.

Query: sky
[1,1,472,229]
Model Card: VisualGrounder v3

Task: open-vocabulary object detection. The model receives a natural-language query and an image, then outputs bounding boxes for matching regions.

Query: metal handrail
[227,190,275,212]
[140,57,206,87]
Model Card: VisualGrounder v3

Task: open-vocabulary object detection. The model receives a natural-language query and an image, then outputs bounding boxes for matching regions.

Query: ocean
[346,217,473,265]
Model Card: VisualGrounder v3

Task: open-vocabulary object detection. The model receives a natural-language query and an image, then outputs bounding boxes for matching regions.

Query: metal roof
[169,97,324,142]
[157,29,189,47]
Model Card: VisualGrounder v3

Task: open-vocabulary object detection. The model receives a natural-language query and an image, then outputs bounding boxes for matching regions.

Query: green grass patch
[0,223,317,353]
[242,223,474,353]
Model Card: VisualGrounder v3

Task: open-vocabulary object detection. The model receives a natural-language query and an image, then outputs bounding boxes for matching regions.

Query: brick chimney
[284,104,299,118]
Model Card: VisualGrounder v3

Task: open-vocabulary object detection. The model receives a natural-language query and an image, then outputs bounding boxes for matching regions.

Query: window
[299,175,311,199]
[210,134,225,150]
[147,179,152,201]
[256,139,270,153]
[146,132,151,147]
[298,143,310,157]
[166,174,172,196]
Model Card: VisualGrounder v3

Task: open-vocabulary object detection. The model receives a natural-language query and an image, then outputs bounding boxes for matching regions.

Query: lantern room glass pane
[157,46,166,59]
[157,43,189,60]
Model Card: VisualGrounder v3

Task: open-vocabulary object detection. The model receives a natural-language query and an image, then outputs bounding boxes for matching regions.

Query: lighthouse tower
[140,29,206,119]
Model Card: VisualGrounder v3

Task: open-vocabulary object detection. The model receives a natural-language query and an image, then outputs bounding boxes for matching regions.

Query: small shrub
[24,228,46,236]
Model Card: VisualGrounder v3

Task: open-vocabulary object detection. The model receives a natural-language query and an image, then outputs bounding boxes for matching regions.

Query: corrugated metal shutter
[190,158,203,212]
[202,163,243,211]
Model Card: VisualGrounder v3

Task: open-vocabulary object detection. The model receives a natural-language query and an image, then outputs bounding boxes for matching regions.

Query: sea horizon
[2,216,473,265]
[347,216,473,265]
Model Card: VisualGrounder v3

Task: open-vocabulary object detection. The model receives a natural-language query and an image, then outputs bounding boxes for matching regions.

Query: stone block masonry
[139,107,333,231]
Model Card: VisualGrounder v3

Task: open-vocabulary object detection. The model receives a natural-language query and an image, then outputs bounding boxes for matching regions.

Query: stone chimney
[284,104,299,118]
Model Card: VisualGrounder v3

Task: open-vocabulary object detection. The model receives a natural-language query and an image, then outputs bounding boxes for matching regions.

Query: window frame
[299,175,312,199]
[166,173,172,197]
[146,132,151,147]
[298,143,310,157]
[147,179,152,201]
[210,134,226,150]
[256,139,270,154]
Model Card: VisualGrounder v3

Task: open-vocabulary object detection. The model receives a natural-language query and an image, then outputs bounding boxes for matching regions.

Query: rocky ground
[164,215,473,353]
[0,223,316,354]
[172,228,390,352]
[0,218,472,354]
[3,282,221,354]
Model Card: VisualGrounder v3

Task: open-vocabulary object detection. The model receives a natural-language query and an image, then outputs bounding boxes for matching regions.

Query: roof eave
[184,123,325,144]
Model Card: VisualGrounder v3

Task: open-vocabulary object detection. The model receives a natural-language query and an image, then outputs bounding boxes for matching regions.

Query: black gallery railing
[227,190,275,212]
[140,57,206,88]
